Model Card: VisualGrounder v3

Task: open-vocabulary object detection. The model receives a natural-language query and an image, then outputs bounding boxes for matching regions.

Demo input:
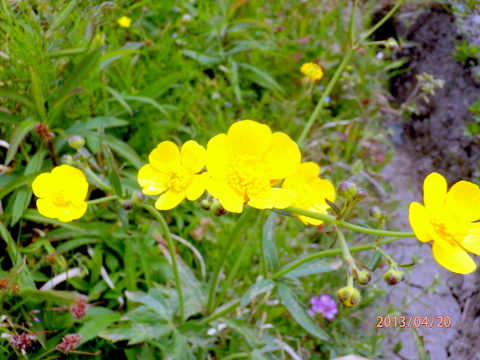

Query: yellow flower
[409,172,480,274]
[118,16,132,28]
[281,162,335,225]
[206,120,300,213]
[138,141,207,210]
[32,165,88,222]
[300,62,324,82]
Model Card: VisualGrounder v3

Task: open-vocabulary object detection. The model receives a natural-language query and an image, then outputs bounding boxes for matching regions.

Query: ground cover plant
[1,0,479,359]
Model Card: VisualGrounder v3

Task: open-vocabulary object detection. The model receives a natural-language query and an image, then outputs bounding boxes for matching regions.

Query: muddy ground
[375,4,480,359]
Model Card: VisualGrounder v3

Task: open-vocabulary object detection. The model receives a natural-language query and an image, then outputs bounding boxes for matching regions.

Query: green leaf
[107,86,133,115]
[262,212,280,273]
[0,110,21,124]
[0,87,34,108]
[68,117,129,132]
[28,66,47,122]
[182,49,222,67]
[23,209,86,232]
[240,279,276,307]
[222,319,262,347]
[411,328,431,360]
[124,95,170,116]
[99,49,143,70]
[0,219,19,266]
[99,321,172,345]
[55,48,102,102]
[282,259,342,279]
[20,289,80,304]
[163,331,195,360]
[78,307,122,343]
[6,119,36,165]
[238,63,283,93]
[102,134,143,169]
[125,290,172,321]
[46,0,78,35]
[277,283,330,341]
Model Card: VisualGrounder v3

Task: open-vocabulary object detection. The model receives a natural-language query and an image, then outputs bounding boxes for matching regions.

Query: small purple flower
[308,294,338,321]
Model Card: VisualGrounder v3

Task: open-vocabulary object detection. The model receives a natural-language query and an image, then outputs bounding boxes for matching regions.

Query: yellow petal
[247,188,296,209]
[54,165,88,206]
[138,164,166,195]
[445,180,480,222]
[32,173,54,198]
[155,189,185,210]
[461,223,480,255]
[298,205,328,226]
[423,172,447,214]
[227,120,272,157]
[206,178,244,213]
[58,202,88,222]
[149,141,181,171]
[431,242,476,274]
[262,132,301,179]
[206,133,232,179]
[408,202,433,242]
[181,140,206,174]
[185,173,207,201]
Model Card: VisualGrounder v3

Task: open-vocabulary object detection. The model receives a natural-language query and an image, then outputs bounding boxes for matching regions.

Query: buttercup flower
[300,62,324,82]
[409,172,480,274]
[206,120,301,213]
[118,16,132,28]
[138,141,207,210]
[32,165,88,222]
[282,162,335,225]
[307,294,338,321]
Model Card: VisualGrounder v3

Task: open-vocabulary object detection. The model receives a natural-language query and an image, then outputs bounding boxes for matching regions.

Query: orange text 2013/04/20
[376,316,452,328]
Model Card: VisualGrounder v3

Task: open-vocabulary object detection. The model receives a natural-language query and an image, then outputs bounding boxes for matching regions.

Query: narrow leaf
[6,119,36,165]
[262,212,280,273]
[240,279,275,307]
[282,259,342,279]
[28,66,47,122]
[277,283,330,341]
[107,86,133,115]
[0,87,34,108]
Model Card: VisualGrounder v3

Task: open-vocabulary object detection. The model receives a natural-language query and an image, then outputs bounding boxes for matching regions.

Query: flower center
[226,154,270,198]
[52,189,70,206]
[164,166,191,192]
[429,214,468,246]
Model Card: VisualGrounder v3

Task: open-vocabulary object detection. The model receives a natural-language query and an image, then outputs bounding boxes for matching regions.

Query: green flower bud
[68,135,85,150]
[211,201,227,216]
[200,199,211,211]
[353,188,368,202]
[61,154,74,165]
[355,270,372,285]
[131,191,145,204]
[336,286,361,308]
[368,206,382,219]
[337,181,357,200]
[383,269,405,285]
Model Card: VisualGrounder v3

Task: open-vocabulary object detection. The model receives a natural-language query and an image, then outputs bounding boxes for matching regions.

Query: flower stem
[82,166,112,193]
[284,206,416,238]
[359,0,406,42]
[86,195,118,205]
[272,236,401,280]
[337,229,355,286]
[206,206,255,314]
[200,299,241,325]
[141,204,184,321]
[222,353,250,360]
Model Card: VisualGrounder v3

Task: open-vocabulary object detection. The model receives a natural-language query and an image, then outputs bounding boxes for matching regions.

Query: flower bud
[336,286,361,308]
[211,201,227,216]
[337,181,357,200]
[354,270,372,285]
[131,191,145,204]
[123,200,133,211]
[200,199,211,211]
[353,188,368,202]
[68,135,85,150]
[368,206,382,219]
[383,269,405,285]
[61,154,74,165]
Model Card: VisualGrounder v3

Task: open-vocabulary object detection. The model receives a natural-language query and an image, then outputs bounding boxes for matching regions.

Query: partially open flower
[205,120,300,213]
[409,172,480,274]
[32,165,88,222]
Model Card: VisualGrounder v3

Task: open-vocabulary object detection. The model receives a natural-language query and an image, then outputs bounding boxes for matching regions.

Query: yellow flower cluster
[138,120,336,225]
[300,62,324,82]
[409,172,480,274]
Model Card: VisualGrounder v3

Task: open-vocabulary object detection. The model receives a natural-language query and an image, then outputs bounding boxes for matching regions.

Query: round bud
[131,191,145,204]
[336,286,361,308]
[368,206,382,219]
[123,200,133,211]
[61,154,74,165]
[200,199,211,211]
[68,135,85,150]
[211,201,228,216]
[355,270,372,285]
[337,181,357,200]
[353,188,368,202]
[383,269,405,285]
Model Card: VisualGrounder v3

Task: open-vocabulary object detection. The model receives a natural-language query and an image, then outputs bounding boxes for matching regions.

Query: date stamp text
[376,316,452,328]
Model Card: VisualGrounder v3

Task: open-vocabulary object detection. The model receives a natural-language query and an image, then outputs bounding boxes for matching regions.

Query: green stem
[82,167,112,193]
[359,0,406,42]
[86,195,118,205]
[141,205,184,321]
[337,229,355,286]
[349,0,358,47]
[200,299,241,325]
[284,206,415,238]
[375,247,398,270]
[206,206,255,314]
[272,236,400,280]
[222,353,250,360]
